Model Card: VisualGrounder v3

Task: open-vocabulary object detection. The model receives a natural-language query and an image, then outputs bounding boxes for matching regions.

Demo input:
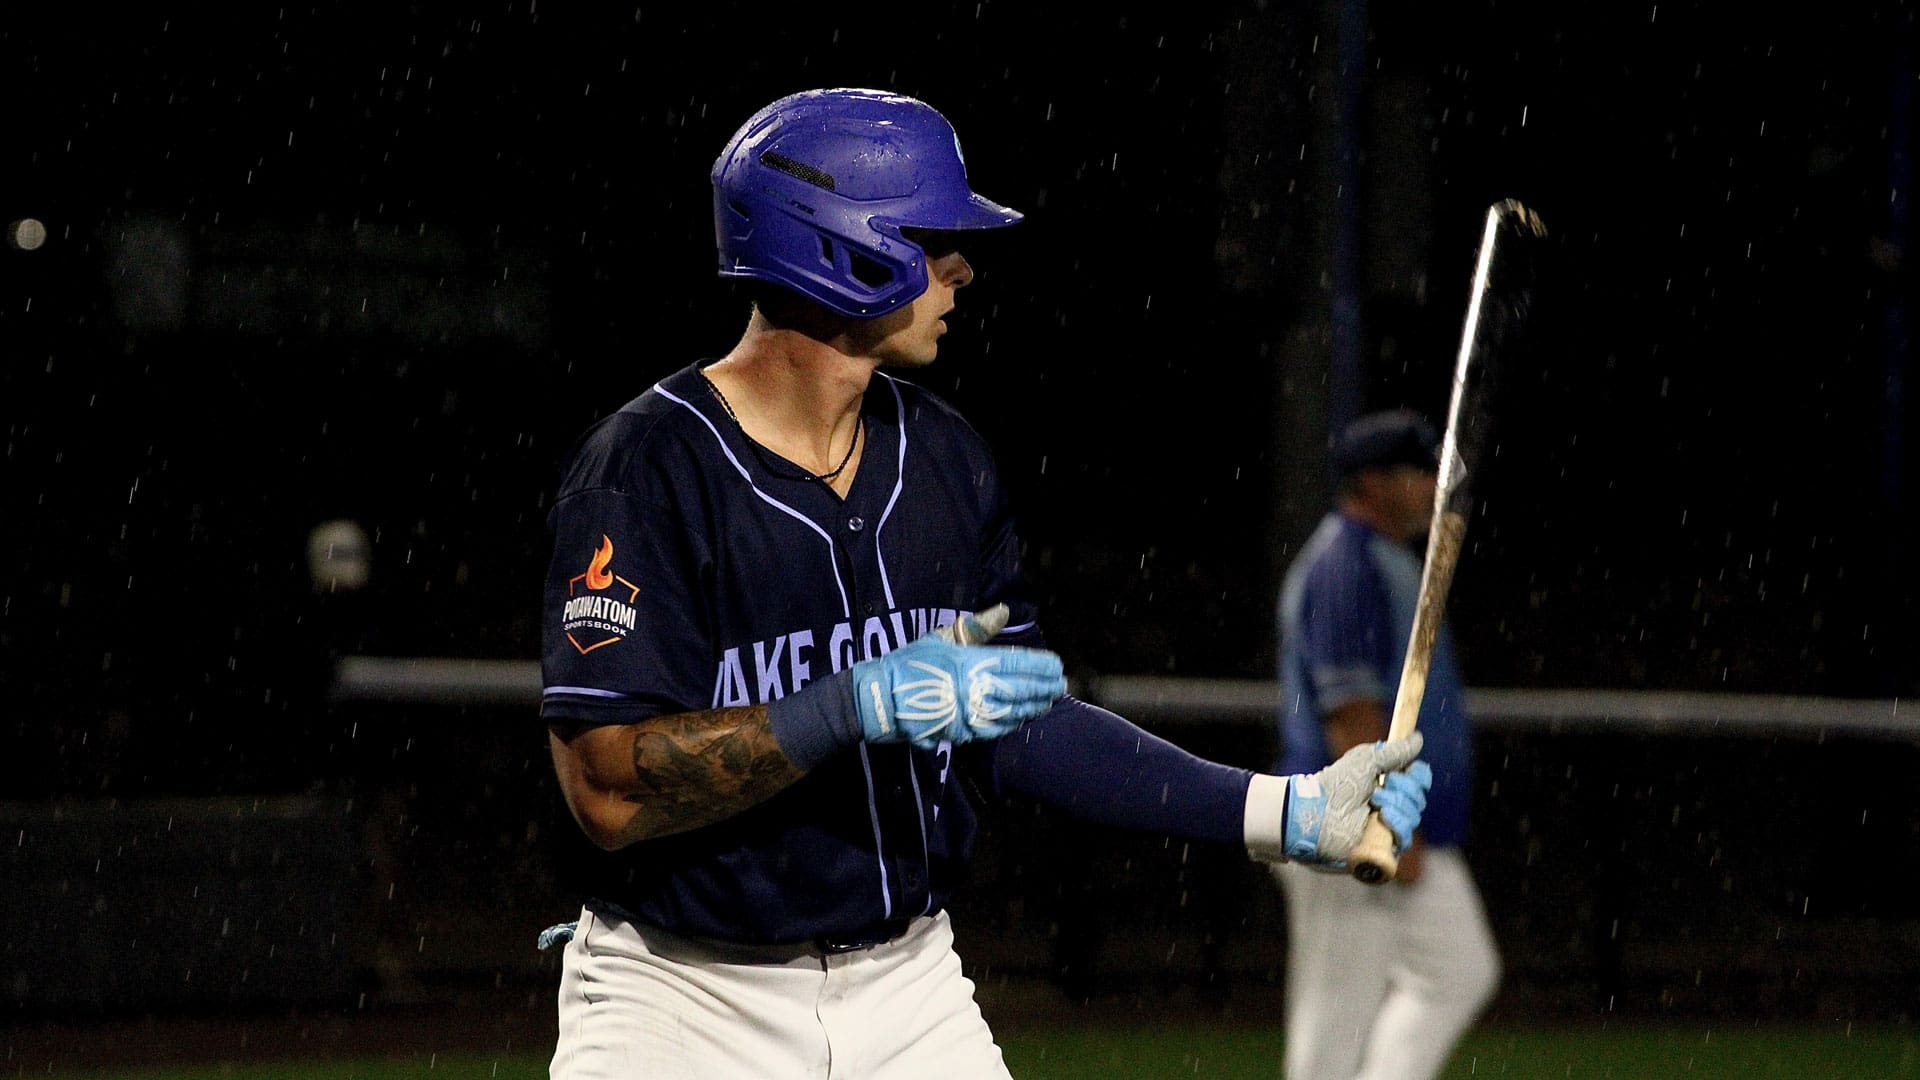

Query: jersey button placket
[844,515,875,612]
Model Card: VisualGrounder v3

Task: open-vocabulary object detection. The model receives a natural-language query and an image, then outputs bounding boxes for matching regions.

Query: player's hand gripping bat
[1348,198,1547,885]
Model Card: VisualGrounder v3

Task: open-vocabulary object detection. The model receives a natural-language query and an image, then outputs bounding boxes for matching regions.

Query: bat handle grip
[1347,511,1465,886]
[1347,811,1400,884]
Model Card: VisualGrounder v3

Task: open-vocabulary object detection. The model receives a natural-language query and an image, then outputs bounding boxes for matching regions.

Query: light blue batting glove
[1369,763,1431,851]
[849,604,1066,751]
[1281,734,1430,868]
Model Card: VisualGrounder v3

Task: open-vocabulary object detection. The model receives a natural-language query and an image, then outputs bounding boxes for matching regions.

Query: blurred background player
[1272,408,1502,1080]
[534,88,1433,1079]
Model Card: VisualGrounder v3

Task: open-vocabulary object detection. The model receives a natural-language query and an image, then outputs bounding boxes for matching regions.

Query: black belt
[814,917,915,954]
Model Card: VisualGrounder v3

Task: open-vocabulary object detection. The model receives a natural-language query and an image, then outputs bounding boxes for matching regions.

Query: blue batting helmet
[711,88,1024,319]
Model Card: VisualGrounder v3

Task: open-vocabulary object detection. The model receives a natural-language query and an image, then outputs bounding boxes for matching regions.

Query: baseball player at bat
[1273,409,1501,1080]
[533,88,1432,1079]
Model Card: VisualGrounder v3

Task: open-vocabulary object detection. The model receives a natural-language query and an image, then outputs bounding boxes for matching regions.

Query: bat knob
[1347,813,1401,885]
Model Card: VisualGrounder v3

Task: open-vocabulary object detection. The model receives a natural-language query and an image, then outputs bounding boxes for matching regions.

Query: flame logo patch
[584,535,615,591]
[562,534,641,655]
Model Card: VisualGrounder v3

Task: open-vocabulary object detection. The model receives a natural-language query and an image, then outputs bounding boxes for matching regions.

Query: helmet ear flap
[814,230,921,304]
[840,242,904,292]
[715,184,924,314]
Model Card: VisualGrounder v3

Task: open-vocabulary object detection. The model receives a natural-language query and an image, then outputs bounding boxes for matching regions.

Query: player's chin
[880,340,942,368]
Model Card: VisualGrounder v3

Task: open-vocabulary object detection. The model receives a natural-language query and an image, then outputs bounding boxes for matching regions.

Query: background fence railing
[334,656,1918,739]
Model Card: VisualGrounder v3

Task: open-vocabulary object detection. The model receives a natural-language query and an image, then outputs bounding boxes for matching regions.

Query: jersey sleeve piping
[543,685,630,700]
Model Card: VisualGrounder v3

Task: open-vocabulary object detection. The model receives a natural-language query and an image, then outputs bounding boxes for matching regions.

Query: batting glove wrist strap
[766,671,866,771]
[1282,771,1335,863]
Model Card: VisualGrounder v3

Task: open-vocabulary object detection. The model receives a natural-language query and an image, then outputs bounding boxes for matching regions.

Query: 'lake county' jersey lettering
[710,607,970,707]
[539,361,1045,945]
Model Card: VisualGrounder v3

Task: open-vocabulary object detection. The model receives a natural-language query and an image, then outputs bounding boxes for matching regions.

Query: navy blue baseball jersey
[1276,512,1473,846]
[540,361,1045,945]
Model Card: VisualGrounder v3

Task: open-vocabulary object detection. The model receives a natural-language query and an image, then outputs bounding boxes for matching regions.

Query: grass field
[35,1022,1920,1079]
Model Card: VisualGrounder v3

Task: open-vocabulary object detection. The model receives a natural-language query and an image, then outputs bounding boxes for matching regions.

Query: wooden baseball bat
[1348,198,1546,885]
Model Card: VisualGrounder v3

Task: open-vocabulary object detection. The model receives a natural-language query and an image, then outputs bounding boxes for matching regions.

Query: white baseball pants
[1274,846,1500,1080]
[550,906,1012,1080]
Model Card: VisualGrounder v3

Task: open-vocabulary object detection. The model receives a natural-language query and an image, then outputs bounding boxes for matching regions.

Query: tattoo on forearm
[623,706,805,840]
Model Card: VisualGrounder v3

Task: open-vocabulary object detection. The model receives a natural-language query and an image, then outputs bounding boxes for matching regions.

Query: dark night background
[3,0,1919,1060]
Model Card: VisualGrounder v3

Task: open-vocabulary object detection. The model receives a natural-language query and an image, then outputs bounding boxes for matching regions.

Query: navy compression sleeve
[989,696,1256,847]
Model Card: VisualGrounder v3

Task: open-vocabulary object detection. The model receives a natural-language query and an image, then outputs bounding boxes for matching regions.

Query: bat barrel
[1349,199,1545,886]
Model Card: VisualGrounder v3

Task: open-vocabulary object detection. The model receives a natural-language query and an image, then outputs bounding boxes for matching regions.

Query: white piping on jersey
[874,375,945,918]
[668,380,899,920]
[856,742,894,919]
[906,745,933,916]
[543,684,628,700]
[870,376,1039,645]
[657,384,851,618]
[872,374,909,609]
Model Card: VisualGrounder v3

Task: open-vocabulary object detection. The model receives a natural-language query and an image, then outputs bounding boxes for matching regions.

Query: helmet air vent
[760,151,837,192]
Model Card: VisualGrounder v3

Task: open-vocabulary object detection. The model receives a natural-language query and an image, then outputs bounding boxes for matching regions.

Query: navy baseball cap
[1332,409,1441,477]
